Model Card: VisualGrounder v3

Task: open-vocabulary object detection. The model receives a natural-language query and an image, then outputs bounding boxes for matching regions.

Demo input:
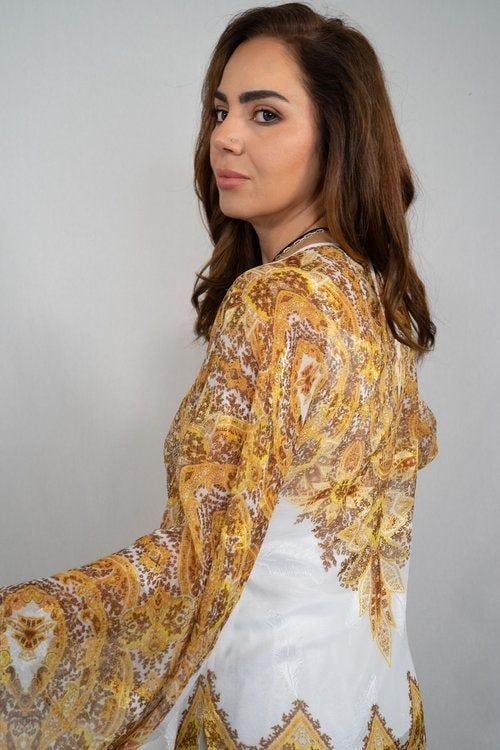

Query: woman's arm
[0,265,349,749]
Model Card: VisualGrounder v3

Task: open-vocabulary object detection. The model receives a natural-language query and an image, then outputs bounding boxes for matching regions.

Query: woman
[0,3,438,749]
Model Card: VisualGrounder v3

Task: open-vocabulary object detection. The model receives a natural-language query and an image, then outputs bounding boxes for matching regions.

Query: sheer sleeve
[414,394,438,469]
[0,265,344,749]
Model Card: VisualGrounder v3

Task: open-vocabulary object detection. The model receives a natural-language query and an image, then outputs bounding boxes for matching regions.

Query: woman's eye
[211,107,280,125]
[212,107,226,123]
[254,108,280,123]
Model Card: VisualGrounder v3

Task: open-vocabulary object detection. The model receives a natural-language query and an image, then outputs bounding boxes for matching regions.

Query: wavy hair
[190,2,436,360]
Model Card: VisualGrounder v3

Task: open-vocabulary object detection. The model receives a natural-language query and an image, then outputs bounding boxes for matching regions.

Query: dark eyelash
[211,107,280,124]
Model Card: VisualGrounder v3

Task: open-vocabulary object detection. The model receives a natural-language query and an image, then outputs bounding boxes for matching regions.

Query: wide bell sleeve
[0,265,344,749]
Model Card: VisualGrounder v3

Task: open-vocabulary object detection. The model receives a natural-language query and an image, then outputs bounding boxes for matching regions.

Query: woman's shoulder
[226,246,367,318]
[221,260,320,326]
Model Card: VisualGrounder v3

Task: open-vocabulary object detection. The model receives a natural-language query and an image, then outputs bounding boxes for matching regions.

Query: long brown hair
[190,2,436,360]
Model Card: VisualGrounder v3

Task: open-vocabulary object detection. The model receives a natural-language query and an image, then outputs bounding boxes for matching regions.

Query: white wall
[1,2,498,747]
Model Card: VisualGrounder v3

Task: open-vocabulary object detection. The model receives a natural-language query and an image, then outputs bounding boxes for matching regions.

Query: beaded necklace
[271,226,331,262]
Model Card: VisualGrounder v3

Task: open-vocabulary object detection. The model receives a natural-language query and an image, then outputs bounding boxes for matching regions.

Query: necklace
[271,226,331,262]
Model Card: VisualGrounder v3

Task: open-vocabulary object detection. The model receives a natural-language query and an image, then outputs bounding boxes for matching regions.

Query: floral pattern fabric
[0,243,438,749]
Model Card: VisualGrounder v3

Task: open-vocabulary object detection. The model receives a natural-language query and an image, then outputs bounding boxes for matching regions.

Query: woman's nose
[213,116,243,149]
[215,136,242,152]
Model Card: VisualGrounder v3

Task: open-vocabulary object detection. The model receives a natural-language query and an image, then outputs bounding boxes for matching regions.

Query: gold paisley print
[0,244,438,748]
[172,669,425,750]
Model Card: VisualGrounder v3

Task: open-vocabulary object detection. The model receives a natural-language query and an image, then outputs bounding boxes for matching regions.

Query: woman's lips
[216,175,250,188]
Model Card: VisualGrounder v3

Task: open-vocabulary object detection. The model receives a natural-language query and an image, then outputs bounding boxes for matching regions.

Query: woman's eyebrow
[214,89,290,104]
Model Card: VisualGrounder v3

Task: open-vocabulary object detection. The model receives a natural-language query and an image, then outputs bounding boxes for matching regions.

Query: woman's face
[209,37,323,228]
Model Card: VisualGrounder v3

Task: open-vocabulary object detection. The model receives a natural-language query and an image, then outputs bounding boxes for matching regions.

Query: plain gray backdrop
[1,1,499,747]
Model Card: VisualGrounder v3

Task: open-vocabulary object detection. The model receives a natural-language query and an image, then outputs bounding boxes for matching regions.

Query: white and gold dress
[0,242,438,749]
